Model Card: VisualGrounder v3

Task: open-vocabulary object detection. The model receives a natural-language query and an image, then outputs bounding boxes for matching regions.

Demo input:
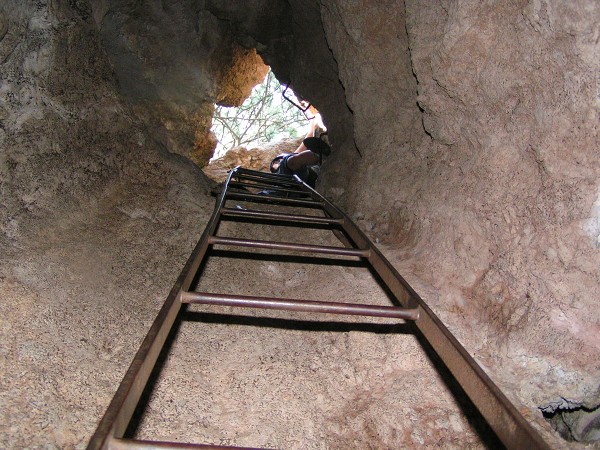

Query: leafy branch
[211,71,306,157]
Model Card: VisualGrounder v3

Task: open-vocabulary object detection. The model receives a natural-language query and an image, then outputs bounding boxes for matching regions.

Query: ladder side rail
[291,179,418,309]
[296,178,549,449]
[87,169,236,450]
[287,176,356,250]
[414,299,549,448]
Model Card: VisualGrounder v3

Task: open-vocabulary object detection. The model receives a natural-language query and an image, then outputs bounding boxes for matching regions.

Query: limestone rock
[0,2,214,447]
[202,137,303,183]
[92,0,268,166]
[320,0,600,444]
[217,47,269,107]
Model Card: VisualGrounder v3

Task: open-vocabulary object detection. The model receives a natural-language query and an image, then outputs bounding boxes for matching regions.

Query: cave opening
[210,70,308,160]
[204,59,329,184]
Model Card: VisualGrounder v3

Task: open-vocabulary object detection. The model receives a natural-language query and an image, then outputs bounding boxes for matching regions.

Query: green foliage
[211,71,307,158]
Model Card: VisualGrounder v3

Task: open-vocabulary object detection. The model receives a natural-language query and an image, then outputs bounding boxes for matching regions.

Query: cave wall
[0,0,247,446]
[318,0,600,435]
[93,0,268,165]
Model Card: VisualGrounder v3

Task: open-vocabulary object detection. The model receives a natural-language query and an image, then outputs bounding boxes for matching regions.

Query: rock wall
[318,0,600,444]
[202,136,303,183]
[0,1,220,447]
[93,0,268,165]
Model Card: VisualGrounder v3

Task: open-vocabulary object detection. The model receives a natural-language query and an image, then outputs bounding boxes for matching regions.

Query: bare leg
[286,150,320,171]
[293,116,321,154]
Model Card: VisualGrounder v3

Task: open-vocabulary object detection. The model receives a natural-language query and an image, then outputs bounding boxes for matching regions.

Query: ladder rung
[181,291,420,320]
[235,172,298,185]
[226,191,322,207]
[235,167,294,179]
[208,236,370,257]
[109,437,238,448]
[230,181,308,195]
[221,207,342,225]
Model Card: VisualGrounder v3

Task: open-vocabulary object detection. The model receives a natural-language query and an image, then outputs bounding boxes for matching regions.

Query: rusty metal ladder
[88,166,549,449]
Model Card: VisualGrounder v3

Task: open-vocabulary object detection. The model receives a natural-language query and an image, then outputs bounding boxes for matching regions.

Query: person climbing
[267,113,331,188]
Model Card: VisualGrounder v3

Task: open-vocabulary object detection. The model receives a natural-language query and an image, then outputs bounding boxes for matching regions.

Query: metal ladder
[88,167,549,449]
